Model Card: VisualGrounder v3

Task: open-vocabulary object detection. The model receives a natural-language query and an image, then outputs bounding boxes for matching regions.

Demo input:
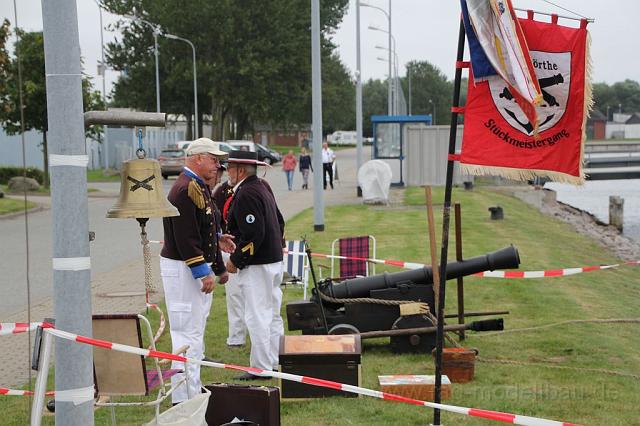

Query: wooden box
[279,335,361,399]
[378,375,451,401]
[442,348,476,383]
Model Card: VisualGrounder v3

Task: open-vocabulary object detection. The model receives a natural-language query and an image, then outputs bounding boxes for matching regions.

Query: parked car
[157,148,186,179]
[226,141,281,164]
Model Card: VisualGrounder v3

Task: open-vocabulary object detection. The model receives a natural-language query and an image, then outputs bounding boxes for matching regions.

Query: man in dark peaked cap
[223,150,285,380]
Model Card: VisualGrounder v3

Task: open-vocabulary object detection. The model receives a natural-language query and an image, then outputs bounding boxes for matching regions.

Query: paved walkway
[0,147,364,387]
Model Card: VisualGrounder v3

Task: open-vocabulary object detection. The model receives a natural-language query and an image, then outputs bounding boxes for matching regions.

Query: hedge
[0,167,45,185]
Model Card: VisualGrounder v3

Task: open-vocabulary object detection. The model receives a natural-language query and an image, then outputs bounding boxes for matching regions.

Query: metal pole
[433,20,466,426]
[387,0,392,115]
[434,101,437,125]
[408,67,412,116]
[123,16,161,113]
[96,2,106,104]
[356,0,363,197]
[30,330,53,426]
[94,0,109,169]
[311,0,324,231]
[454,203,465,340]
[191,40,198,138]
[41,0,94,424]
[153,31,160,113]
[164,34,198,138]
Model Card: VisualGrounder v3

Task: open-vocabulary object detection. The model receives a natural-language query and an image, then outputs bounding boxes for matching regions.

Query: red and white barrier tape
[0,322,52,336]
[43,327,579,426]
[0,388,55,396]
[149,239,640,279]
[473,261,640,278]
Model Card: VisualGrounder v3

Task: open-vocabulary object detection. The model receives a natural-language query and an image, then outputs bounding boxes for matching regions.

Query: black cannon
[286,246,520,353]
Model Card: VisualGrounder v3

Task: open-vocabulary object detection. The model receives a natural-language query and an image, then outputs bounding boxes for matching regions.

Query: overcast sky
[1,0,639,101]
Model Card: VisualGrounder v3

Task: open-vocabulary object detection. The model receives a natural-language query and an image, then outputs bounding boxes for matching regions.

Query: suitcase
[204,383,280,426]
[279,335,361,399]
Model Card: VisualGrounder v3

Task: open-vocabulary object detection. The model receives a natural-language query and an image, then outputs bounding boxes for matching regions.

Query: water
[544,179,640,243]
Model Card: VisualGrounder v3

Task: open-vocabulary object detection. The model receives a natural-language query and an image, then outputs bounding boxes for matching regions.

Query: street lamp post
[355,0,363,197]
[164,33,199,139]
[375,44,399,114]
[429,99,436,125]
[124,14,161,113]
[362,2,392,115]
[369,24,396,115]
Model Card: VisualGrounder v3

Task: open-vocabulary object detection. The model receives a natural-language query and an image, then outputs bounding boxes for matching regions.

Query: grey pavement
[0,147,365,387]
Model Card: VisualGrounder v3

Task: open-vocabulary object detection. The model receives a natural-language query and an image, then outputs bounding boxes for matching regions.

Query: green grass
[0,197,36,215]
[86,168,121,182]
[2,184,639,425]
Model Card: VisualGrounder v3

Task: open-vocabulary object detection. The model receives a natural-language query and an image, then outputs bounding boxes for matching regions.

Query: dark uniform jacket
[212,181,234,230]
[161,168,226,279]
[225,175,285,269]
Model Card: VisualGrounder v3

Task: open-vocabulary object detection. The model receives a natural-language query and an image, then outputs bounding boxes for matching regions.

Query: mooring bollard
[609,196,624,231]
[488,206,503,220]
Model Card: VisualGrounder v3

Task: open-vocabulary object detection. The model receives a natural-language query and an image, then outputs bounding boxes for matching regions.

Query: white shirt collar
[233,176,248,193]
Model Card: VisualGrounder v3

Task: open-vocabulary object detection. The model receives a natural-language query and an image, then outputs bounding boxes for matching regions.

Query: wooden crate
[378,375,451,401]
[442,348,476,383]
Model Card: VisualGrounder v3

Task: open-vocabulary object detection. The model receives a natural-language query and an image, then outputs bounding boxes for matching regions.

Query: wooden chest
[378,375,451,401]
[279,335,361,399]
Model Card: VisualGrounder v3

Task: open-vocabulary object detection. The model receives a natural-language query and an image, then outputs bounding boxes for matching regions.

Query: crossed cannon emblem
[127,175,156,192]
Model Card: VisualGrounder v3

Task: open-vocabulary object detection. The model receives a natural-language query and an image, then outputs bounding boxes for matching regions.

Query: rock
[7,176,40,192]
[0,189,4,198]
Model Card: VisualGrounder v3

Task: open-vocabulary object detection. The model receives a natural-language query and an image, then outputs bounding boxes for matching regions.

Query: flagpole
[432,18,466,426]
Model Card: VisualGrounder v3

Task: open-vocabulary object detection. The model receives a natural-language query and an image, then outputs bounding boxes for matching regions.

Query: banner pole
[433,18,466,426]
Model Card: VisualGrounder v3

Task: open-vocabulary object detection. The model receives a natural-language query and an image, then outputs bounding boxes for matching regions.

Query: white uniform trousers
[222,252,247,345]
[237,261,284,370]
[160,256,212,403]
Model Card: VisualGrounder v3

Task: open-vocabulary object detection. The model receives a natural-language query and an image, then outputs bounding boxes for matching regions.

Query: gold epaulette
[188,179,206,209]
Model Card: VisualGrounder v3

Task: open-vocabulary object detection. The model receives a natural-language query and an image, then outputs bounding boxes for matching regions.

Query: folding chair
[283,240,310,299]
[330,235,376,280]
[92,313,189,425]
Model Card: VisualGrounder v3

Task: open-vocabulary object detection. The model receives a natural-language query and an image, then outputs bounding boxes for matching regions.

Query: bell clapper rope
[137,218,154,305]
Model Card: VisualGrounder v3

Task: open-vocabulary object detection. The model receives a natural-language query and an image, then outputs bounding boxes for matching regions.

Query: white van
[170,140,235,153]
[328,131,357,145]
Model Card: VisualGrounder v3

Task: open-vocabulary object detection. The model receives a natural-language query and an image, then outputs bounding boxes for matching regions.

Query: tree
[102,0,350,139]
[362,78,387,137]
[593,79,640,120]
[402,60,453,125]
[0,22,104,187]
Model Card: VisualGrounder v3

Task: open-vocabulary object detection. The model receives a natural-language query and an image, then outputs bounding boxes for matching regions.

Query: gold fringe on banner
[460,163,584,185]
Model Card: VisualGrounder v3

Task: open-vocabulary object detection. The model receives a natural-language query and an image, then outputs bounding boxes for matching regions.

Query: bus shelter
[371,115,432,186]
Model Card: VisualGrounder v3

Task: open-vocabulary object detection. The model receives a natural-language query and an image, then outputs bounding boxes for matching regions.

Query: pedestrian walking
[281,150,297,191]
[299,147,313,189]
[322,142,336,189]
[224,150,286,379]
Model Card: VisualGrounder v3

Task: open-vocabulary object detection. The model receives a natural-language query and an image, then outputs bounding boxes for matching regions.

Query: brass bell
[107,158,178,219]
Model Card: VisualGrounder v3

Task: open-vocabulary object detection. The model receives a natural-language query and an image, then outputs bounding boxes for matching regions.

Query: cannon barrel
[321,246,519,300]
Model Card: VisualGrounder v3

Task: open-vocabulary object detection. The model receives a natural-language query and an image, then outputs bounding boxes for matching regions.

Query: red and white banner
[460,15,591,184]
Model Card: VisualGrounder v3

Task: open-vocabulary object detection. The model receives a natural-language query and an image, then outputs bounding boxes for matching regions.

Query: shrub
[0,167,45,185]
